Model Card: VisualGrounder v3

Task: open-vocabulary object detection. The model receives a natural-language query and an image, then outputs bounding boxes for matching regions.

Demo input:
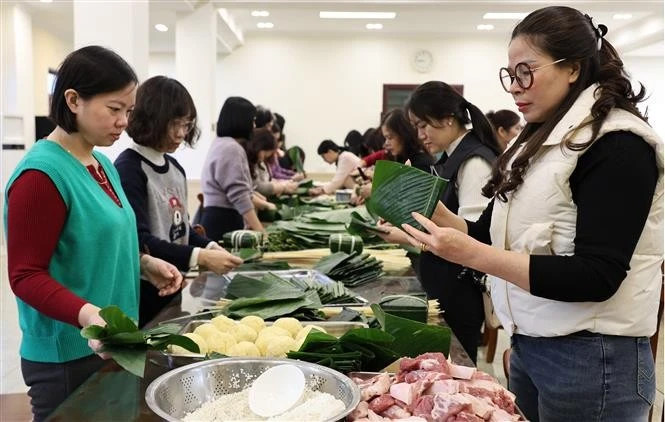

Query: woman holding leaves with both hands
[4,46,183,421]
[115,76,242,327]
[379,81,500,364]
[402,6,662,421]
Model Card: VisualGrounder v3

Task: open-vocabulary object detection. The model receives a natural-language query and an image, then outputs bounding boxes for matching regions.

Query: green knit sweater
[4,141,140,363]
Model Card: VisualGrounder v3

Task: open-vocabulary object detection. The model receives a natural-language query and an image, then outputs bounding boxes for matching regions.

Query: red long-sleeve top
[7,167,122,327]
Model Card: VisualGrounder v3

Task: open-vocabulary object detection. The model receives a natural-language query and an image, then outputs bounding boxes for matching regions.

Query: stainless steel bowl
[145,357,361,421]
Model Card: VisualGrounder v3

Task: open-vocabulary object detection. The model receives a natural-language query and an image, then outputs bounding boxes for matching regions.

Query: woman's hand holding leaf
[199,248,243,275]
[140,255,184,297]
[78,303,112,359]
[375,221,410,245]
[401,212,477,265]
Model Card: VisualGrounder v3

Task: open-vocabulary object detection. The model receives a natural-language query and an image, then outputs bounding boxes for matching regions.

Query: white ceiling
[21,0,665,56]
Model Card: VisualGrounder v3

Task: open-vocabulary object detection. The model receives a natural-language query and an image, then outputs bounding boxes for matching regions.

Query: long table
[47,271,473,421]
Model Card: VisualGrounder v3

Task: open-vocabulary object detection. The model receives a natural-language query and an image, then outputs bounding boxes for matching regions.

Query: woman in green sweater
[4,46,183,421]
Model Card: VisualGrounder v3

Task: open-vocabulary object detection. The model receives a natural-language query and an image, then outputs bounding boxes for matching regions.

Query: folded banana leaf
[367,160,447,231]
[346,211,390,236]
[314,252,384,287]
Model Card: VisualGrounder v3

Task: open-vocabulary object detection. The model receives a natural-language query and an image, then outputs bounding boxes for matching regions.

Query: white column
[73,1,149,161]
[1,3,35,190]
[173,3,217,180]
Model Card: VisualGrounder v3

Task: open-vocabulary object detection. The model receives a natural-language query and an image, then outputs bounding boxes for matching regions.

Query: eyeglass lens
[500,63,533,92]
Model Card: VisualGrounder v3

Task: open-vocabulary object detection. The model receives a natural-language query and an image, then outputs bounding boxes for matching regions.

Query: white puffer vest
[490,85,664,337]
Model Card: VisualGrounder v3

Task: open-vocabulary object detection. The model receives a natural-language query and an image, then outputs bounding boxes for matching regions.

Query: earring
[448,120,453,126]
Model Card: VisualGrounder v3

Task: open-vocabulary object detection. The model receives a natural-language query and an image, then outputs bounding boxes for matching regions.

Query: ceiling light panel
[154,24,168,32]
[477,24,495,30]
[366,23,384,30]
[257,22,274,29]
[251,10,270,17]
[613,14,633,20]
[319,11,396,20]
[483,12,528,20]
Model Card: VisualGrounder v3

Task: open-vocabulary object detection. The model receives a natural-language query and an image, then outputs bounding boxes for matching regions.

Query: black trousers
[139,281,182,327]
[418,252,485,364]
[200,206,244,243]
[21,354,105,422]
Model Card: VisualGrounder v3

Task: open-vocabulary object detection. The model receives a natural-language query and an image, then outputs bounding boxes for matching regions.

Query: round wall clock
[412,49,434,73]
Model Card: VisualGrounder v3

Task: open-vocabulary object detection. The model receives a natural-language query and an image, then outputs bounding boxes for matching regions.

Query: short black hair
[50,45,138,133]
[274,113,285,131]
[216,96,256,140]
[317,139,341,155]
[254,105,273,129]
[127,76,200,150]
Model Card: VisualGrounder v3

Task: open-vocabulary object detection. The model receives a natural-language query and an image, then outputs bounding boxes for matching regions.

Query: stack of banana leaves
[221,272,362,320]
[265,207,383,252]
[314,251,384,287]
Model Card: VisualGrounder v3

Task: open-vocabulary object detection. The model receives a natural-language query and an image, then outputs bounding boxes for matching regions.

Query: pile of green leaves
[287,304,451,372]
[314,251,384,287]
[367,160,447,231]
[265,207,384,251]
[288,328,399,372]
[223,272,363,320]
[224,273,323,320]
[80,306,199,378]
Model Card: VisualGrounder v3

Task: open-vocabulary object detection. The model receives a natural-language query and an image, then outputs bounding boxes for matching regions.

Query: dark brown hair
[246,127,277,179]
[50,46,137,133]
[484,6,646,201]
[126,76,200,149]
[486,109,520,133]
[380,109,427,163]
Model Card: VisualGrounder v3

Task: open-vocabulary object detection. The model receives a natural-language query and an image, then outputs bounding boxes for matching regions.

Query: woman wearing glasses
[378,81,501,363]
[402,6,661,421]
[115,76,242,326]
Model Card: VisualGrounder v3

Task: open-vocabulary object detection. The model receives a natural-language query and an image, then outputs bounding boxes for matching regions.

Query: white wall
[215,34,518,174]
[148,34,664,178]
[623,56,665,137]
[149,33,519,177]
[32,27,71,116]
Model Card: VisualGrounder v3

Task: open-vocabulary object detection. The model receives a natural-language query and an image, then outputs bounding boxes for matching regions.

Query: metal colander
[145,357,361,421]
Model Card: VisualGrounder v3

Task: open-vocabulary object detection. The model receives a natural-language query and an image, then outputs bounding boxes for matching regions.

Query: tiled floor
[0,245,663,420]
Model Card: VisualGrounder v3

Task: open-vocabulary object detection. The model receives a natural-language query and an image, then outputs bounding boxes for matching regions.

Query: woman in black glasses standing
[402,6,661,421]
[378,81,500,363]
[115,76,242,326]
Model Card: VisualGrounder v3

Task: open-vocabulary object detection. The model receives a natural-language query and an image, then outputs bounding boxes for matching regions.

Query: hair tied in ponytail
[584,14,608,51]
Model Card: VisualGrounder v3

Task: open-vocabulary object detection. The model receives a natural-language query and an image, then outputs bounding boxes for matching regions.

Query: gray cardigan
[201,136,254,215]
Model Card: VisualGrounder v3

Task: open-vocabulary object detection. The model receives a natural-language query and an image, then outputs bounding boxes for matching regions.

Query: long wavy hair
[484,6,646,201]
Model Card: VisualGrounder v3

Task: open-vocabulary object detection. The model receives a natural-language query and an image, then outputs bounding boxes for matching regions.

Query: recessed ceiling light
[366,23,384,30]
[251,10,270,17]
[257,22,274,29]
[477,24,495,30]
[319,11,396,20]
[483,12,528,20]
[154,24,168,32]
[613,13,633,20]
[40,0,53,3]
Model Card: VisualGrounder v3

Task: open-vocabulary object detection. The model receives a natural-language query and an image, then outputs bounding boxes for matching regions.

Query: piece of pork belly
[348,401,369,421]
[431,393,474,421]
[381,404,412,419]
[369,394,395,414]
[360,372,392,402]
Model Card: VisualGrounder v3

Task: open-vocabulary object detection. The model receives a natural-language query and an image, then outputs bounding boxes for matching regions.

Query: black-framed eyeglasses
[499,58,566,92]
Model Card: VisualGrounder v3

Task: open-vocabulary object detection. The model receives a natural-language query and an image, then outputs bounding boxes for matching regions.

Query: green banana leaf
[367,160,447,231]
[371,303,451,358]
[287,146,305,173]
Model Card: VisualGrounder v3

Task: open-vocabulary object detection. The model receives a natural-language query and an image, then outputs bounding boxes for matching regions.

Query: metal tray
[227,268,368,305]
[166,319,369,359]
